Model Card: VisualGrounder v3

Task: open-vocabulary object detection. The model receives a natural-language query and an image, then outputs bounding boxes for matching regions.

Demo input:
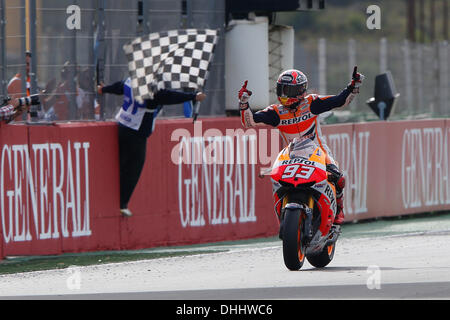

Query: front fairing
[271,138,327,187]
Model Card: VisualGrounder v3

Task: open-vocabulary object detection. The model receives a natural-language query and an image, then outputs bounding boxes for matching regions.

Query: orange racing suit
[239,87,355,221]
[240,88,355,159]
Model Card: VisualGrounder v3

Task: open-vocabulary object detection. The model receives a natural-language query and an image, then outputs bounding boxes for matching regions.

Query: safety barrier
[0,122,121,258]
[325,119,450,221]
[1,117,450,259]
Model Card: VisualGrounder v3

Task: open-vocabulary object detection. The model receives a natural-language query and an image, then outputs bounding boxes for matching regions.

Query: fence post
[414,42,424,115]
[29,0,37,94]
[67,0,78,119]
[0,0,5,97]
[348,38,356,110]
[96,0,106,120]
[28,0,39,121]
[318,38,326,95]
[20,0,27,97]
[430,41,439,116]
[379,37,387,73]
[439,41,449,115]
[142,0,150,35]
[402,39,413,116]
[184,0,193,28]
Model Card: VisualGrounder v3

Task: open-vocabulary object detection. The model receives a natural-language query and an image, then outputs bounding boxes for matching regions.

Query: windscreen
[288,138,318,159]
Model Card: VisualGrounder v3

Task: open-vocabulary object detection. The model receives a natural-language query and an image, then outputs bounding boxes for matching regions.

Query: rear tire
[282,208,306,271]
[307,243,336,268]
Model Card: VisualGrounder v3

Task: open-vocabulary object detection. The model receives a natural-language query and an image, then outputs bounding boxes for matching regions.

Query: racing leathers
[239,85,357,225]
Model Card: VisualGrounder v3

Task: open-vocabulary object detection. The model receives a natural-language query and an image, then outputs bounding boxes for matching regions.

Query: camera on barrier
[1,95,11,107]
[1,94,41,112]
[17,94,41,109]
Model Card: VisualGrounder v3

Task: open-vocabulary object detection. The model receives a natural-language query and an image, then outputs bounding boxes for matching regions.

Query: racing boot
[326,164,346,225]
[333,190,345,225]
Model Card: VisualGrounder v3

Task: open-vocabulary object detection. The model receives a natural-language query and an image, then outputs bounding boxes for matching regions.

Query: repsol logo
[324,184,336,207]
[280,114,311,125]
[281,158,315,166]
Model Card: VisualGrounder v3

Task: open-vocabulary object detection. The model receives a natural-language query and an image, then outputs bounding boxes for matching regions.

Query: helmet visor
[276,83,307,98]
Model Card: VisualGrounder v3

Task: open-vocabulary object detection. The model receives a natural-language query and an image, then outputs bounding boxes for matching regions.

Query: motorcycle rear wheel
[282,208,306,271]
[307,243,336,268]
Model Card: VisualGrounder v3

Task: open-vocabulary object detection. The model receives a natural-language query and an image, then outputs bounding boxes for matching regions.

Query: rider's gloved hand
[348,66,364,93]
[238,80,252,108]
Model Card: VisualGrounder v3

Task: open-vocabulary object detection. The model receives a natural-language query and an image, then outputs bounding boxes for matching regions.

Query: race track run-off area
[1,217,450,300]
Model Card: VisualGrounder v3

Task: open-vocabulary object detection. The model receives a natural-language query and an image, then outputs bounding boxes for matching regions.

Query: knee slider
[337,175,346,190]
[327,164,345,191]
[326,164,341,183]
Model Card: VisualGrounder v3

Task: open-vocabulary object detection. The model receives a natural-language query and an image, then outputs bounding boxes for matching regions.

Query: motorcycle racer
[238,67,364,225]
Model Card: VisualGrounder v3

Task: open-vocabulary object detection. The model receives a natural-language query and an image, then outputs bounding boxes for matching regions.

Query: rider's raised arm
[309,87,353,115]
[310,67,364,115]
[240,105,280,128]
[238,80,279,128]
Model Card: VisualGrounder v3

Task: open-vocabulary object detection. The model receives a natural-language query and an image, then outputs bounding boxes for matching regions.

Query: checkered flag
[123,29,218,104]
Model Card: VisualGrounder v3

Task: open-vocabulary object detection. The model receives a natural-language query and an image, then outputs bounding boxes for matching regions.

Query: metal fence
[1,1,448,123]
[0,0,6,96]
[142,0,226,118]
[2,0,27,101]
[295,37,450,123]
[0,0,4,99]
[0,0,225,122]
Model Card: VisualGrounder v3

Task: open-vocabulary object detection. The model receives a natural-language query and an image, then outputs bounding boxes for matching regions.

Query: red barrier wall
[125,118,278,248]
[1,117,450,259]
[322,119,450,221]
[0,122,122,258]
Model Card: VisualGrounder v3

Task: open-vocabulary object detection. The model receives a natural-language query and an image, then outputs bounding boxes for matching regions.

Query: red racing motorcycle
[271,137,341,270]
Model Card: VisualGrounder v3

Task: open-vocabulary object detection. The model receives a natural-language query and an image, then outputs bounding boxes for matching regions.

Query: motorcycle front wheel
[282,207,306,271]
[307,243,336,268]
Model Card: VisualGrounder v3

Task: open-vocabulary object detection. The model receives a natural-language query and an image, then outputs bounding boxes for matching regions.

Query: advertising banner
[2,118,450,259]
[123,118,280,248]
[0,122,121,257]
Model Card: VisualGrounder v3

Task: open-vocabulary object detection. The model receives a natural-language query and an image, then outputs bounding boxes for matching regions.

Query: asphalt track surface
[1,218,450,300]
